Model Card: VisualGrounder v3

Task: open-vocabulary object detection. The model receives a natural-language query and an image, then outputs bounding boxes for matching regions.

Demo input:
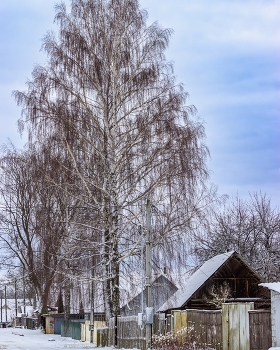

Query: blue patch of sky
[0,0,279,206]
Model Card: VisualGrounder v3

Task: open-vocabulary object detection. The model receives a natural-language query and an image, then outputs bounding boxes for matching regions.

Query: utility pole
[23,269,26,328]
[0,289,2,325]
[90,254,95,343]
[145,199,152,350]
[23,269,26,315]
[15,280,17,318]
[5,285,7,323]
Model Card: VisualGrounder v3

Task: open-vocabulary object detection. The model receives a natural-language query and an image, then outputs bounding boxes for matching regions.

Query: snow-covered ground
[0,327,98,349]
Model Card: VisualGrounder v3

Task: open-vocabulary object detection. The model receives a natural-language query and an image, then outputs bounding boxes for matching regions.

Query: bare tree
[192,192,280,281]
[0,146,76,314]
[13,0,214,318]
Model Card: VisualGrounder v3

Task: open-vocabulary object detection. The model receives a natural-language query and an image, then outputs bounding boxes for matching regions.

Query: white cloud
[203,2,280,51]
[142,0,280,55]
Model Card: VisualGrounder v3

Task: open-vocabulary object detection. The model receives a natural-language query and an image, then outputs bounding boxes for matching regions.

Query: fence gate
[222,303,254,350]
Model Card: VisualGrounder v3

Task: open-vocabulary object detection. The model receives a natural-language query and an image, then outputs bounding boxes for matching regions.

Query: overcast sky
[0,0,279,207]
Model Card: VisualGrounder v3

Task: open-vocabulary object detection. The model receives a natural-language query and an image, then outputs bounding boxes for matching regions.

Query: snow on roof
[158,251,236,312]
[120,273,179,308]
[259,282,280,294]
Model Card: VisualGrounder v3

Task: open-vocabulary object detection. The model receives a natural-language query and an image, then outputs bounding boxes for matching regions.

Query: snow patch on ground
[0,327,98,349]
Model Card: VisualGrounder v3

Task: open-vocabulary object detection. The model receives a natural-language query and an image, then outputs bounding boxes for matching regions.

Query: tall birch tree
[14,0,212,318]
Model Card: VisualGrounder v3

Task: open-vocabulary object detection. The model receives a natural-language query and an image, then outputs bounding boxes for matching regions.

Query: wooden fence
[222,303,253,350]
[171,309,222,350]
[61,320,81,340]
[109,304,272,350]
[108,316,146,350]
[249,310,272,350]
[154,313,169,335]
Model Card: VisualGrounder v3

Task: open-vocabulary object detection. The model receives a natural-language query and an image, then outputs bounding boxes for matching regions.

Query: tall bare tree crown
[8,0,212,318]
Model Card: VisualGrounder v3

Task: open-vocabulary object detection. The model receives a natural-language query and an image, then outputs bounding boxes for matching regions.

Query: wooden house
[158,251,270,312]
[121,274,178,316]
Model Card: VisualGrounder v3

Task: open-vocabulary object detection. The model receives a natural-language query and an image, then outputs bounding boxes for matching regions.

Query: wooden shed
[158,251,270,312]
[121,274,178,316]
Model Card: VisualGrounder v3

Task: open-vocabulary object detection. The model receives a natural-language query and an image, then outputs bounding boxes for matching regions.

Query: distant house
[1,304,11,311]
[121,274,178,316]
[158,251,269,312]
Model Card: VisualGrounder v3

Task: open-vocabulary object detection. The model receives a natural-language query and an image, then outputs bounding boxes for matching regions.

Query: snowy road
[1,327,279,350]
[0,327,97,349]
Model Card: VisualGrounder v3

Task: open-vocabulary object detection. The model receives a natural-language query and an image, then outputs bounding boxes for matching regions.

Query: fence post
[115,315,118,347]
[222,304,229,350]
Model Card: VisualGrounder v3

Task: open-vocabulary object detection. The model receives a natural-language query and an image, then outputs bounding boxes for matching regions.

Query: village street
[1,327,280,350]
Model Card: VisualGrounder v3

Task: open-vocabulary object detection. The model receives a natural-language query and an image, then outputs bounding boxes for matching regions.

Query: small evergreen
[56,289,64,313]
[79,301,85,319]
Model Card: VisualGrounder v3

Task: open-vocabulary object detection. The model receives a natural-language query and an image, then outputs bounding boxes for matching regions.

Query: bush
[152,327,209,350]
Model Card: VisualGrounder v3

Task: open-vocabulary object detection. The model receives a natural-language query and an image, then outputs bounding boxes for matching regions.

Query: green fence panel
[61,320,81,340]
[72,321,81,340]
[61,320,71,338]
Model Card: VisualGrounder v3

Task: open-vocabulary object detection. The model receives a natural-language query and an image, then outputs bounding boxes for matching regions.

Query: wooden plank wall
[153,313,167,335]
[172,306,271,350]
[108,305,272,350]
[222,303,254,350]
[172,309,222,349]
[117,316,146,350]
[249,310,272,350]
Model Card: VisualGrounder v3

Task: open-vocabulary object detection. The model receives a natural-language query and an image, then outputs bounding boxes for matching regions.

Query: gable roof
[121,274,178,314]
[158,251,261,312]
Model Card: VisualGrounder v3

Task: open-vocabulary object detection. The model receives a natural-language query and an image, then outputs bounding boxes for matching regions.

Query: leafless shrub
[152,327,209,350]
[203,281,231,308]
